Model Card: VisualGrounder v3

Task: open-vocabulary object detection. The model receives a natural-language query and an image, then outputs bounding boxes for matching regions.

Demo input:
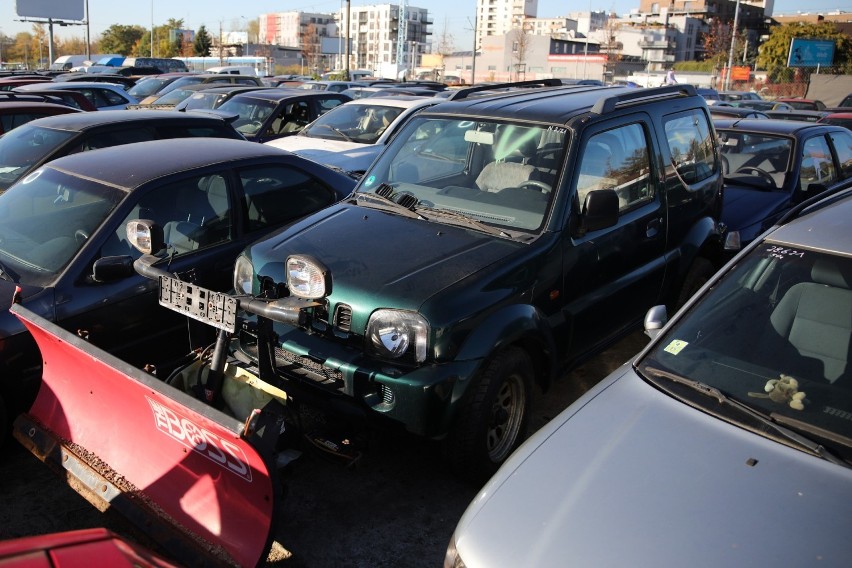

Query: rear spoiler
[11,304,282,567]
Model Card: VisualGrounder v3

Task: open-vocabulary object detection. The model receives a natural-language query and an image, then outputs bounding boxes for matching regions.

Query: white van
[204,66,258,77]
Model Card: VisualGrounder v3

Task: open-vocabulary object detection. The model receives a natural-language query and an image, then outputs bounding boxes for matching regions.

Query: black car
[764,109,830,123]
[0,138,356,442]
[173,85,274,112]
[215,89,350,142]
[716,118,852,253]
[0,100,81,134]
[0,110,245,191]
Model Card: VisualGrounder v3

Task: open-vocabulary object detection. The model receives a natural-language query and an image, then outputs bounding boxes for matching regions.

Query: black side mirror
[580,189,619,233]
[92,255,134,283]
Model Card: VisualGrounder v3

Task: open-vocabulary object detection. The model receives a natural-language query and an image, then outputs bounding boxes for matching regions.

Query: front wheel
[443,347,533,483]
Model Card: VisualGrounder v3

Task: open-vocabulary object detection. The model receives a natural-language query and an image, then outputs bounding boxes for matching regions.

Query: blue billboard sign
[788,38,836,67]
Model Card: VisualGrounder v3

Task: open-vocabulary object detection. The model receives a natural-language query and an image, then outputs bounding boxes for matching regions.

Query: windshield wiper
[644,366,849,467]
[355,190,424,220]
[415,206,510,238]
[315,124,354,141]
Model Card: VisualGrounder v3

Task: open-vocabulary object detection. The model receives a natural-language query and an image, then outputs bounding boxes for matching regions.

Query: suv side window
[664,110,716,185]
[800,135,836,191]
[239,165,338,232]
[829,130,852,179]
[578,124,654,213]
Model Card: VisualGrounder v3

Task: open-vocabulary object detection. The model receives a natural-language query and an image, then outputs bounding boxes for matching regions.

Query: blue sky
[6,0,852,52]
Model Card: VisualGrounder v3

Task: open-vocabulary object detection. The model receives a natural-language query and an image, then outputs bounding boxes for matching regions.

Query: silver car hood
[454,365,852,567]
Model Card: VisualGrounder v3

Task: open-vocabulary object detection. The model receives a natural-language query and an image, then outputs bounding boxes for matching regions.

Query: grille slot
[334,303,353,332]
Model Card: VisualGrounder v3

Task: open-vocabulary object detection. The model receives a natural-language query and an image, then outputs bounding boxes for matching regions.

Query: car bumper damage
[10,304,281,568]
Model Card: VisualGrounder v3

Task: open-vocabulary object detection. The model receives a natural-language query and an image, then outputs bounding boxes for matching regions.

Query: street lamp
[724,0,741,91]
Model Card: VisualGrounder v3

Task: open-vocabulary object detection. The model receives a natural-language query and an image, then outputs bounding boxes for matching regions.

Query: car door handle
[646,218,662,238]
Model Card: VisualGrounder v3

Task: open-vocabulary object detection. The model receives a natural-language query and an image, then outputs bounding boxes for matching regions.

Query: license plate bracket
[158,275,237,332]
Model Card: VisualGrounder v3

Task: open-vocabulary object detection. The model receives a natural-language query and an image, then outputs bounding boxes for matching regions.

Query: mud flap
[10,304,279,568]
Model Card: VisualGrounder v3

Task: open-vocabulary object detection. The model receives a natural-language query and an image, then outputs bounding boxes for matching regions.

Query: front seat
[768,259,852,384]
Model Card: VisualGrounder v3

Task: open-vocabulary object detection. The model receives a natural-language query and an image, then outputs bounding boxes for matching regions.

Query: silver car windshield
[358,117,567,233]
[0,125,76,190]
[639,243,852,453]
[0,167,123,283]
[302,103,404,144]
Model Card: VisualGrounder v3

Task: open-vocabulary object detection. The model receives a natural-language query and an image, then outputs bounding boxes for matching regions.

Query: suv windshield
[0,167,123,284]
[0,124,76,190]
[359,117,567,233]
[302,103,404,144]
[638,241,852,458]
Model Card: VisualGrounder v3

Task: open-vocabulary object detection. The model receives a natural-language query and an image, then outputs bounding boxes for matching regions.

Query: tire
[676,257,716,309]
[443,347,533,483]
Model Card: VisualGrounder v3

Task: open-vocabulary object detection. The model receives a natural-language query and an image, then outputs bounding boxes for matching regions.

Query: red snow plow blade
[11,304,279,568]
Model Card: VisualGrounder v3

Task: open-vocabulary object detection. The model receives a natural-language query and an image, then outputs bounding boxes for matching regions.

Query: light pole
[724,0,740,91]
[150,0,154,57]
[85,0,90,60]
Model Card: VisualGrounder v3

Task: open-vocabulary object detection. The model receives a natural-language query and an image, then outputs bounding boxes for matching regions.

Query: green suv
[222,82,725,478]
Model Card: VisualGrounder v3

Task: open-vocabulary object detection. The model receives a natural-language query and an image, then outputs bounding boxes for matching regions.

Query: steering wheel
[735,167,775,188]
[517,180,553,194]
[74,229,89,244]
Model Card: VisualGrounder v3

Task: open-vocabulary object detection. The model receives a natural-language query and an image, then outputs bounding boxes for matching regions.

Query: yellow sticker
[663,340,689,355]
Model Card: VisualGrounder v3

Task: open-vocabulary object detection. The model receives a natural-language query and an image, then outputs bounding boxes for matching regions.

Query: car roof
[423,83,645,124]
[712,117,843,135]
[0,101,80,112]
[228,89,346,102]
[23,109,230,131]
[342,95,437,109]
[21,81,126,90]
[768,191,852,256]
[45,138,287,190]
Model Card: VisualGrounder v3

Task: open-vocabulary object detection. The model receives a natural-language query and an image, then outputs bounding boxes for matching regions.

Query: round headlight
[233,254,254,294]
[286,255,329,299]
[366,309,429,363]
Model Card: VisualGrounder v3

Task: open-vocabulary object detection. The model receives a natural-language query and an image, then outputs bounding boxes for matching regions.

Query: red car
[818,111,852,130]
[0,101,81,134]
[0,528,177,567]
[775,97,827,111]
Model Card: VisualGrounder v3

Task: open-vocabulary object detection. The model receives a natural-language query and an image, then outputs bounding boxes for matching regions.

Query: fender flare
[670,215,722,291]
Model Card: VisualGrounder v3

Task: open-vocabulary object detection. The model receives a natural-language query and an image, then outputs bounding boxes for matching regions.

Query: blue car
[716,118,852,253]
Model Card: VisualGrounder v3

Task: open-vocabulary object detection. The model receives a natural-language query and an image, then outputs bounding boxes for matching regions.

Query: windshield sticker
[663,339,688,355]
[364,175,376,187]
[547,126,567,134]
[765,245,806,259]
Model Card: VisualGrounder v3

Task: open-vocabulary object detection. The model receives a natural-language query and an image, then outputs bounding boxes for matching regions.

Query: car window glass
[829,131,852,179]
[239,165,337,232]
[118,174,232,256]
[664,110,716,185]
[0,124,77,190]
[101,89,127,106]
[74,127,157,152]
[577,124,654,213]
[318,97,345,114]
[799,136,836,191]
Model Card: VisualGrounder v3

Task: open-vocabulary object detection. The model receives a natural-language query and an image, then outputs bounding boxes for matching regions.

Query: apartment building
[341,4,432,72]
[476,0,539,49]
[259,11,339,48]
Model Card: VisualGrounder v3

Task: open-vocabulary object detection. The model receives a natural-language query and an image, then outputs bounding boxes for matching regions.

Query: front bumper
[238,321,483,438]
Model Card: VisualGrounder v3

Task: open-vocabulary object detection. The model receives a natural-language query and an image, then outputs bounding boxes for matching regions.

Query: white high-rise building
[476,0,539,49]
[259,12,339,47]
[341,4,432,72]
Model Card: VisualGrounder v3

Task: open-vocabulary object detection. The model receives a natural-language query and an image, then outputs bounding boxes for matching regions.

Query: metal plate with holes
[159,275,238,333]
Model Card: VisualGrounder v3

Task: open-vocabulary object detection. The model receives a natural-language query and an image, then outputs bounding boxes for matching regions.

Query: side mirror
[580,189,619,233]
[92,255,134,283]
[644,305,668,339]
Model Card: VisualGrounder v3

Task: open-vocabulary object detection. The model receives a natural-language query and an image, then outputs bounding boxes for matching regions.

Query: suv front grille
[334,303,352,332]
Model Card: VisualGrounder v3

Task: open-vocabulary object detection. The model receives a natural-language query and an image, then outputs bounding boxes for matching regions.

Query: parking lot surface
[0,331,647,567]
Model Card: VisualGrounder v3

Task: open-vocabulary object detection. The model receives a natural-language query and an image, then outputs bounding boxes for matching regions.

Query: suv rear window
[664,109,717,185]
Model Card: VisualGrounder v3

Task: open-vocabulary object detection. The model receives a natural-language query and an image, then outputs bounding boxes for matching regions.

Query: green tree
[757,22,852,79]
[100,24,146,55]
[194,25,212,56]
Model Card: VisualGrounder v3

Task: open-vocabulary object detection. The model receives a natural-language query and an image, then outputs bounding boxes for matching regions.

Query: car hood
[249,202,522,313]
[454,366,852,567]
[268,136,381,173]
[721,185,791,231]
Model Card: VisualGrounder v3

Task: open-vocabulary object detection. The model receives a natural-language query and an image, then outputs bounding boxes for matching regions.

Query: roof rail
[591,84,697,115]
[447,78,564,101]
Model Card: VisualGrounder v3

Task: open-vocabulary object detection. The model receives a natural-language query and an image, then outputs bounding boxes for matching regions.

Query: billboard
[788,38,836,67]
[15,0,84,20]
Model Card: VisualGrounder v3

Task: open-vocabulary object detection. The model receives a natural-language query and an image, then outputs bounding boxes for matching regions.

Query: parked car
[126,73,193,100]
[54,73,137,90]
[215,88,350,142]
[709,105,769,120]
[0,76,54,91]
[297,80,367,92]
[173,85,274,112]
[446,186,852,568]
[265,95,441,175]
[696,87,721,101]
[126,83,225,110]
[0,137,356,447]
[733,99,794,112]
[0,101,81,134]
[137,74,264,104]
[2,89,97,111]
[818,112,852,130]
[0,110,245,191]
[775,96,827,111]
[719,90,762,102]
[716,118,852,253]
[764,109,830,122]
[15,82,138,110]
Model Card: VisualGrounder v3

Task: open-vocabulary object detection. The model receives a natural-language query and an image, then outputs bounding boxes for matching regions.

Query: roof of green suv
[429,82,700,124]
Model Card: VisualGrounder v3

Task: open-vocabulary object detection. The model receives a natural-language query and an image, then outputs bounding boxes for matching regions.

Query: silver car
[446,187,852,567]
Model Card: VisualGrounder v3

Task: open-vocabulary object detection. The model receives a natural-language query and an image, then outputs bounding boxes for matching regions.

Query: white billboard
[15,0,84,21]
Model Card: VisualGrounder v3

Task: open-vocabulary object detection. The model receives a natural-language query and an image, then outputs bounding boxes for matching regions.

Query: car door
[797,133,842,202]
[560,116,669,359]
